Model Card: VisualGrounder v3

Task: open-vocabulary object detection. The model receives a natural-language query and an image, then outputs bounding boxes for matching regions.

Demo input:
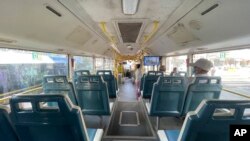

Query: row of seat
[2,95,250,141]
[73,70,118,98]
[145,76,222,117]
[0,94,103,141]
[158,100,250,141]
[140,71,187,98]
[43,74,113,115]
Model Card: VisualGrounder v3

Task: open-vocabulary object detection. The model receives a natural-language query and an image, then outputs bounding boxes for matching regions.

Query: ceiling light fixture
[122,0,139,15]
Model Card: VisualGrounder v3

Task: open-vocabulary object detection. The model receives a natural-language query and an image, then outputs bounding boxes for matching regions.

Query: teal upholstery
[87,128,97,141]
[74,70,90,84]
[142,71,163,98]
[114,77,118,91]
[183,77,222,115]
[160,100,250,141]
[165,130,180,141]
[96,70,117,98]
[0,105,19,141]
[149,76,187,117]
[140,74,145,91]
[43,75,77,105]
[75,75,111,115]
[179,100,250,141]
[9,94,94,141]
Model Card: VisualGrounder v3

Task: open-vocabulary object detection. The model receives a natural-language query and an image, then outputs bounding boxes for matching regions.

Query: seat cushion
[165,130,180,141]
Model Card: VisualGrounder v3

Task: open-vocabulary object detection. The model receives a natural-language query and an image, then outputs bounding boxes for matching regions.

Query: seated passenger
[170,67,178,76]
[189,58,213,83]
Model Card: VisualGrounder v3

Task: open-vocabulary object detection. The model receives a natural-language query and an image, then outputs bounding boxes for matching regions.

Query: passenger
[189,58,213,83]
[118,63,124,77]
[170,67,178,76]
[134,64,142,93]
[159,65,166,72]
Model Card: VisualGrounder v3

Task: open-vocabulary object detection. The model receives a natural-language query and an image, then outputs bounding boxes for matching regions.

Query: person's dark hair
[136,64,141,69]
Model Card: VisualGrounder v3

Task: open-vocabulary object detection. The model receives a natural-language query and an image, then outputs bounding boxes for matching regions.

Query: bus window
[165,55,187,75]
[104,58,114,70]
[95,58,104,71]
[193,49,250,96]
[0,48,68,94]
[73,56,94,73]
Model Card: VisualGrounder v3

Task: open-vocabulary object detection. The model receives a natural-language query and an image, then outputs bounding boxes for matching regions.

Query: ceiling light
[127,45,132,48]
[122,0,139,15]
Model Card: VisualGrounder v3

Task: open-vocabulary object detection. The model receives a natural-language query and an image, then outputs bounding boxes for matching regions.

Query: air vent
[118,23,142,43]
[201,4,219,16]
[66,26,92,45]
[46,5,62,17]
[167,23,199,44]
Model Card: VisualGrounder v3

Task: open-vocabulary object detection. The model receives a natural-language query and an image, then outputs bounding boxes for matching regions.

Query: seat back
[183,77,222,115]
[10,94,90,141]
[43,75,77,105]
[75,75,110,115]
[142,71,163,98]
[179,100,250,141]
[177,71,187,77]
[140,74,145,91]
[150,76,187,116]
[74,70,90,83]
[0,105,19,141]
[96,70,116,98]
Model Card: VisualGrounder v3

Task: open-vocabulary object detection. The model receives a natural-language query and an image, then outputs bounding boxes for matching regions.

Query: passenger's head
[136,64,141,69]
[173,67,177,72]
[190,58,213,75]
[159,65,166,71]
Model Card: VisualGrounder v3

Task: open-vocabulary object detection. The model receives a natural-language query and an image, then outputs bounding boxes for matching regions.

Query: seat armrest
[157,130,168,141]
[109,102,114,112]
[145,102,150,114]
[94,129,103,141]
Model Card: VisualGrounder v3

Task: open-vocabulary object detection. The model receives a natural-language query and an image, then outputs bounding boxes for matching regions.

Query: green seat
[74,70,90,84]
[158,100,250,141]
[43,75,77,105]
[142,71,163,99]
[148,76,187,117]
[10,94,103,141]
[96,70,117,98]
[0,105,19,141]
[182,77,222,115]
[140,74,145,91]
[75,75,111,115]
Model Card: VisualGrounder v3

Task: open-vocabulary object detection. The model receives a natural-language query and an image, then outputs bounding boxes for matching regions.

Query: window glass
[104,58,110,70]
[193,49,250,96]
[0,48,68,94]
[73,56,94,73]
[165,55,187,75]
[95,58,104,71]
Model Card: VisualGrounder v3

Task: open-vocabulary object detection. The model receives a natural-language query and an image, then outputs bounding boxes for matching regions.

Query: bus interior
[1,0,250,141]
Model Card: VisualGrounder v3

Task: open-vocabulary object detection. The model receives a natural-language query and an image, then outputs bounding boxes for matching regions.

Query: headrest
[43,75,68,84]
[96,70,112,75]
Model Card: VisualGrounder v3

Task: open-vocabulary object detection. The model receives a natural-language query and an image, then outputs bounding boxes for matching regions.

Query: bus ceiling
[0,0,250,57]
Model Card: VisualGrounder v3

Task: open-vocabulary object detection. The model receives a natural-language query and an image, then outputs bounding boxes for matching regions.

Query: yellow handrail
[222,88,250,99]
[0,86,42,104]
[0,84,42,97]
[142,21,159,44]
